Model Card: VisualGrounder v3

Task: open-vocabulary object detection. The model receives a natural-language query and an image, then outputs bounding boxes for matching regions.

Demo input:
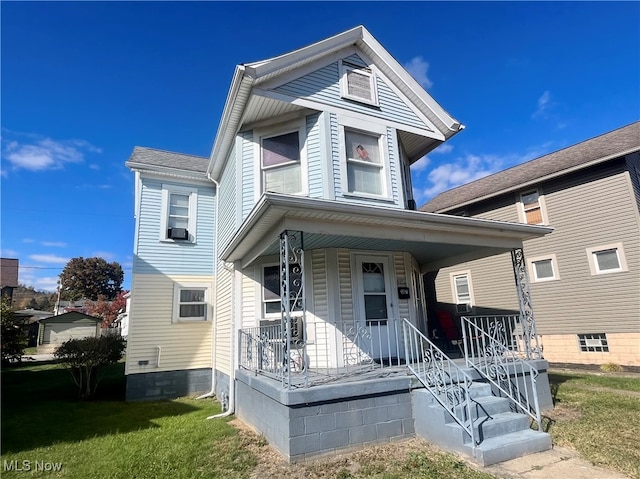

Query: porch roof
[221,194,553,271]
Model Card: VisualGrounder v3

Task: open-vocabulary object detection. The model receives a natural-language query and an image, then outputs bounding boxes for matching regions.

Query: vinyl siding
[240,131,255,221]
[135,178,215,275]
[273,53,428,130]
[394,253,410,321]
[215,151,238,376]
[126,273,213,375]
[434,161,640,336]
[306,113,323,198]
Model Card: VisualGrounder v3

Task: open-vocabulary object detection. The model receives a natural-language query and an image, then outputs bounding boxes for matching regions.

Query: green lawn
[1,362,257,479]
[2,362,638,479]
[546,370,640,479]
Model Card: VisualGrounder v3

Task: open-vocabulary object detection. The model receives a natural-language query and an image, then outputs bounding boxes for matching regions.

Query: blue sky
[2,2,638,293]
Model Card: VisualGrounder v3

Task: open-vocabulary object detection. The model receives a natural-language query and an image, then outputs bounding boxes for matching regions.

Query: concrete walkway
[484,445,630,479]
[21,353,56,361]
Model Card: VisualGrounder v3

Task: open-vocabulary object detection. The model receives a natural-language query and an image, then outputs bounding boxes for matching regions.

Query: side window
[256,120,307,196]
[518,189,547,225]
[262,264,303,318]
[451,272,473,313]
[339,60,379,106]
[173,283,209,322]
[160,185,197,242]
[528,255,560,282]
[586,243,628,275]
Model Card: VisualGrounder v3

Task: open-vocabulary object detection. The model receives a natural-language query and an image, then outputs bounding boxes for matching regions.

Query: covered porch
[222,193,553,462]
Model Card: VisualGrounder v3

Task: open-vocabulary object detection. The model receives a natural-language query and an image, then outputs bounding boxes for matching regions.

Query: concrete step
[448,395,512,423]
[466,429,552,466]
[471,412,530,441]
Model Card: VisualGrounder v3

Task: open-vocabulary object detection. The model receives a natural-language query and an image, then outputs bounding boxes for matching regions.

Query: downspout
[196,175,220,401]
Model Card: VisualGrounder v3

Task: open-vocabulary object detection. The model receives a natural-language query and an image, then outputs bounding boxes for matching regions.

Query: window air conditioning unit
[456,303,472,314]
[168,228,189,240]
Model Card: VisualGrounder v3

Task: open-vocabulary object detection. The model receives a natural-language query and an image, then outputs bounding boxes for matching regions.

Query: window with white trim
[160,185,197,242]
[339,60,378,106]
[344,128,386,197]
[262,264,303,318]
[257,120,307,195]
[173,283,209,322]
[586,243,628,275]
[519,189,546,225]
[528,255,559,282]
[578,333,609,352]
[451,272,473,313]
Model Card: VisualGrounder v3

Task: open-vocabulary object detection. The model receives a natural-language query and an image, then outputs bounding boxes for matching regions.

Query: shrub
[600,362,624,373]
[54,335,126,399]
[1,298,27,365]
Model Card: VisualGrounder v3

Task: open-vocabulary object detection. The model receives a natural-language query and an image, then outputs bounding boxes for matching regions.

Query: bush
[600,362,624,373]
[54,335,126,399]
[1,298,27,365]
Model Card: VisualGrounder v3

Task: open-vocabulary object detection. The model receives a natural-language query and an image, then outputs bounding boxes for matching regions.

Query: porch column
[280,230,306,387]
[511,247,542,359]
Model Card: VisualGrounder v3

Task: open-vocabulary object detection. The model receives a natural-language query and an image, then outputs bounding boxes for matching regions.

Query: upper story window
[339,60,379,106]
[160,184,197,242]
[339,117,389,200]
[257,120,307,196]
[518,189,547,225]
[586,243,628,275]
[451,271,474,313]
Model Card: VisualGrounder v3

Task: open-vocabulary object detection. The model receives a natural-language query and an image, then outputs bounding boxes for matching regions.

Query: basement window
[577,333,609,353]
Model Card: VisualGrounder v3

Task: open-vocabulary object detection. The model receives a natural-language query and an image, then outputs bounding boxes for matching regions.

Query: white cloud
[1,248,19,257]
[431,143,454,155]
[2,135,101,173]
[411,155,430,172]
[404,56,433,89]
[28,254,70,264]
[26,276,59,292]
[532,91,552,119]
[22,238,35,243]
[42,241,67,248]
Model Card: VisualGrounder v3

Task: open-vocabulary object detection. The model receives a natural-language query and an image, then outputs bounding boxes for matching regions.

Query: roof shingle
[421,121,640,213]
[126,146,209,175]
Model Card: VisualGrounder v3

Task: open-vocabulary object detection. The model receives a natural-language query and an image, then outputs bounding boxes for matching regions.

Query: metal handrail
[401,318,478,446]
[462,316,542,429]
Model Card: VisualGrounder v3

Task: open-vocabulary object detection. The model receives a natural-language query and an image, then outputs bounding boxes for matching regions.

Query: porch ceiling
[221,193,554,272]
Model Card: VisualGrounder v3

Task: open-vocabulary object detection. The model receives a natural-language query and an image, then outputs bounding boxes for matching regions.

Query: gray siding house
[125,26,556,465]
[422,122,640,368]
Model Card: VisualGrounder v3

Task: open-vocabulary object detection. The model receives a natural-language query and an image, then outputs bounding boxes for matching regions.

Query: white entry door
[353,254,397,361]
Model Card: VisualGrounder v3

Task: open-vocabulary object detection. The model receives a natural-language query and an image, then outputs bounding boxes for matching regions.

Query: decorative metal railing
[239,317,404,389]
[462,316,542,429]
[401,318,478,446]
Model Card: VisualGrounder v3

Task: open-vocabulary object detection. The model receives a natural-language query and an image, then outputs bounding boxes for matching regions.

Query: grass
[1,361,257,479]
[3,361,638,479]
[547,369,640,479]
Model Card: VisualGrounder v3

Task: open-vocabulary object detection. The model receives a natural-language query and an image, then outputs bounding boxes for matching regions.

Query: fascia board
[358,28,463,137]
[245,26,363,79]
[221,193,553,261]
[128,165,213,186]
[208,66,253,180]
[433,146,640,213]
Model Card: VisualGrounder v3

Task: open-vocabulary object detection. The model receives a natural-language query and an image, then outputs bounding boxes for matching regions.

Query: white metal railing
[402,318,478,446]
[239,317,404,389]
[462,316,542,429]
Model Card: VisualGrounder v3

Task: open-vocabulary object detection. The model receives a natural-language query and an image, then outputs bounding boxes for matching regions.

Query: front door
[353,254,397,361]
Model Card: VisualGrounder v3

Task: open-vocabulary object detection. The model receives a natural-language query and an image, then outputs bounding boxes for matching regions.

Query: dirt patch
[229,418,473,479]
[544,402,583,422]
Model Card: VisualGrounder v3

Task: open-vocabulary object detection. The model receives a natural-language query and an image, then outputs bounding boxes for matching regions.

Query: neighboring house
[37,312,102,353]
[54,299,89,316]
[113,291,131,338]
[125,26,555,465]
[14,309,53,347]
[422,122,640,367]
[1,258,19,303]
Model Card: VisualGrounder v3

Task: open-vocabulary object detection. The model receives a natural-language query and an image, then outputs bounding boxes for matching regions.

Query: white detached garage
[38,312,102,352]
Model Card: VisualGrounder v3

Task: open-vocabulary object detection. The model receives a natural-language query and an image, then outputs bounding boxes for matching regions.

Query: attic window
[340,60,378,106]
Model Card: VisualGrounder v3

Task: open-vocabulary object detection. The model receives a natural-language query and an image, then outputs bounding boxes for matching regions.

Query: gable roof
[39,311,102,323]
[126,146,209,179]
[421,121,640,213]
[208,26,463,180]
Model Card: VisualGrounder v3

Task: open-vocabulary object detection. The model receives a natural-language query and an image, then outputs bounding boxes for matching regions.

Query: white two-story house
[125,26,554,465]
